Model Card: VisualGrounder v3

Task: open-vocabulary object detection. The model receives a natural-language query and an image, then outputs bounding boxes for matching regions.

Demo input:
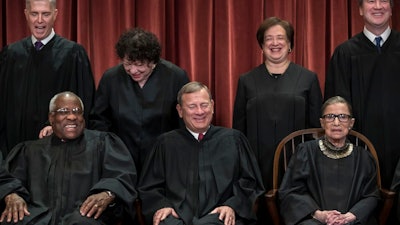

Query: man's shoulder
[332,32,368,53]
[2,37,31,53]
[51,35,87,53]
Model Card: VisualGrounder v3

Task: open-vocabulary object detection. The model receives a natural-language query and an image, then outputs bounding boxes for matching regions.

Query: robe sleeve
[0,165,30,204]
[324,45,352,102]
[89,72,113,131]
[138,139,172,225]
[2,143,32,203]
[87,132,138,218]
[308,74,323,128]
[0,46,8,157]
[348,151,379,224]
[221,132,265,221]
[232,76,248,135]
[278,144,320,225]
[68,45,95,123]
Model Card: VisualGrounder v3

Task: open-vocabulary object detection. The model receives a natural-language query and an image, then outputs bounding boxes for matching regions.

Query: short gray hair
[49,91,84,112]
[26,0,57,10]
[177,81,212,105]
[321,96,352,117]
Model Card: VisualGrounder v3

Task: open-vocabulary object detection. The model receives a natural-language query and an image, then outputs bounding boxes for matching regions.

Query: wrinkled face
[359,0,392,32]
[122,56,155,86]
[176,89,214,133]
[320,103,355,145]
[24,0,58,40]
[49,95,85,141]
[262,25,290,64]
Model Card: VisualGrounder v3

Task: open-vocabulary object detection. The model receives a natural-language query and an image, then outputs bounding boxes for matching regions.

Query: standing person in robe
[0,91,137,225]
[0,0,95,159]
[325,1,399,223]
[232,17,322,224]
[139,81,264,225]
[279,96,379,225]
[89,28,189,173]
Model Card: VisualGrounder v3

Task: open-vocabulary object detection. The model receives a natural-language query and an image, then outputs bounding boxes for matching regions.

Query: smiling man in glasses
[0,91,137,225]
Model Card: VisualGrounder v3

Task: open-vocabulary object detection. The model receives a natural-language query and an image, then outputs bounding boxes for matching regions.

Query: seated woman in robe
[279,96,379,225]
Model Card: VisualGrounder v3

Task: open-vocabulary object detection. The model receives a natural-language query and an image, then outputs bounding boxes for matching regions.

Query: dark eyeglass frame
[321,113,352,122]
[52,107,83,116]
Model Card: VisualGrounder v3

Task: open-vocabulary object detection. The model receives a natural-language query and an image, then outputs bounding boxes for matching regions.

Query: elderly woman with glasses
[279,96,380,225]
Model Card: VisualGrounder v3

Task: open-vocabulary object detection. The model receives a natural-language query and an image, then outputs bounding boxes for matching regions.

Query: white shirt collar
[363,26,391,46]
[31,28,56,45]
[187,127,209,140]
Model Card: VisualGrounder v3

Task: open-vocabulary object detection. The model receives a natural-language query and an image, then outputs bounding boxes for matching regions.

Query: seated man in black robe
[139,81,264,225]
[0,91,137,225]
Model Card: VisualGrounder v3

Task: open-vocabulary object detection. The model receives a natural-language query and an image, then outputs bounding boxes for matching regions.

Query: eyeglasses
[322,114,352,122]
[52,107,83,116]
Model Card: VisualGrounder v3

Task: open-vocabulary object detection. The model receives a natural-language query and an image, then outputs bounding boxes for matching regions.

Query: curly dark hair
[115,28,161,63]
[256,17,294,50]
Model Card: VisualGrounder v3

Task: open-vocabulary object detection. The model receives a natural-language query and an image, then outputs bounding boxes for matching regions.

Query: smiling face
[262,25,291,64]
[49,94,85,141]
[122,56,155,87]
[359,0,392,34]
[24,0,58,41]
[320,103,355,146]
[176,89,214,133]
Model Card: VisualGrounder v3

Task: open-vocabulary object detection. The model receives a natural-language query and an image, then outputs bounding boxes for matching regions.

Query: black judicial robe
[2,129,137,225]
[325,30,400,189]
[0,35,95,158]
[233,62,322,189]
[138,126,265,225]
[0,167,29,205]
[279,140,379,225]
[89,59,189,171]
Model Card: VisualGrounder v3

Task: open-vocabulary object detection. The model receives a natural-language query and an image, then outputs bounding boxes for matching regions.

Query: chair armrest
[265,189,281,225]
[379,188,397,225]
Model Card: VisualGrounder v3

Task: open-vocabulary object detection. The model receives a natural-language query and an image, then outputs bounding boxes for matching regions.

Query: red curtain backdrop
[2,0,400,127]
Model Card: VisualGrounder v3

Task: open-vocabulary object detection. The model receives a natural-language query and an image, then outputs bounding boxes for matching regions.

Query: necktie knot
[198,133,204,141]
[375,36,382,53]
[34,41,44,51]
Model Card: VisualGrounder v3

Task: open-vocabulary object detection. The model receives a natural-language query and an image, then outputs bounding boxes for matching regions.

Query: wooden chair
[265,128,396,225]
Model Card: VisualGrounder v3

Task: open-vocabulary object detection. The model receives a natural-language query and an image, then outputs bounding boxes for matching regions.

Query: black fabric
[325,31,400,190]
[2,129,137,225]
[89,59,189,173]
[233,62,322,191]
[279,140,379,225]
[0,35,95,158]
[138,126,264,225]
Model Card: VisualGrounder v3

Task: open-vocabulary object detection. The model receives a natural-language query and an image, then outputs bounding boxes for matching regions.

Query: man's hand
[39,126,53,138]
[80,191,115,219]
[0,193,30,223]
[210,206,235,225]
[153,207,179,225]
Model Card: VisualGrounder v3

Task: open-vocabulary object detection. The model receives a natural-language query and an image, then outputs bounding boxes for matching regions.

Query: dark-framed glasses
[322,114,352,122]
[52,107,83,116]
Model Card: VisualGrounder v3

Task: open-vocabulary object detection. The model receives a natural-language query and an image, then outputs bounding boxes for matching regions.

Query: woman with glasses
[279,96,379,225]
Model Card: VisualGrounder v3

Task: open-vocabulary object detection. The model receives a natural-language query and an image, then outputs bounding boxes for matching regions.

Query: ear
[176,104,183,118]
[349,118,355,129]
[319,118,325,129]
[24,9,29,20]
[48,113,54,125]
[54,8,58,19]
